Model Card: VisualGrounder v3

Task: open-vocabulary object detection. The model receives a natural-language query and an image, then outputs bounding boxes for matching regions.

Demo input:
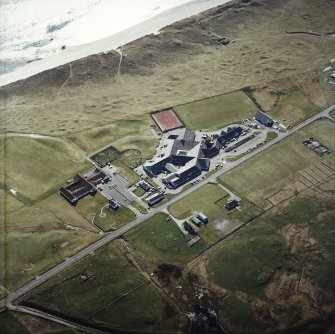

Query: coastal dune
[0,0,231,87]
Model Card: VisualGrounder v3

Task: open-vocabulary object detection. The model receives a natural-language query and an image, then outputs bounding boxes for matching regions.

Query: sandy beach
[0,0,231,87]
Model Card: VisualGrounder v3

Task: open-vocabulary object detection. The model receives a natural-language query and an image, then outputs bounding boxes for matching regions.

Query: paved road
[1,105,334,312]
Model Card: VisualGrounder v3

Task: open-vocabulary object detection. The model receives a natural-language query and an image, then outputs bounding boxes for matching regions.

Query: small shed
[225,200,239,211]
[109,199,119,210]
[192,216,202,227]
[197,212,208,224]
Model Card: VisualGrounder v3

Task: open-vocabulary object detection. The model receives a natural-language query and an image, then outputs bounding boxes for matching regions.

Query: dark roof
[197,158,210,171]
[183,129,196,141]
[139,180,151,191]
[197,212,208,222]
[217,126,243,144]
[255,111,273,126]
[147,192,165,206]
[225,200,239,210]
[60,174,95,204]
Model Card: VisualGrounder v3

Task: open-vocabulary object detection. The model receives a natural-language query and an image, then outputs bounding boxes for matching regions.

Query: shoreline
[0,0,231,87]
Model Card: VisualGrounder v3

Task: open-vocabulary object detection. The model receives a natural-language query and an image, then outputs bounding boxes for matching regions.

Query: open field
[2,190,102,290]
[9,312,77,334]
[0,136,91,204]
[220,119,335,209]
[24,243,187,332]
[127,213,207,262]
[267,87,318,127]
[39,194,99,232]
[65,116,154,153]
[1,229,99,291]
[168,184,228,221]
[94,205,135,232]
[207,220,286,297]
[175,91,258,130]
[205,195,335,334]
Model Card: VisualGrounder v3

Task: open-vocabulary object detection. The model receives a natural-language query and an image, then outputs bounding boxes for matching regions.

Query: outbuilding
[196,212,208,224]
[255,111,274,127]
[109,199,119,210]
[225,200,239,211]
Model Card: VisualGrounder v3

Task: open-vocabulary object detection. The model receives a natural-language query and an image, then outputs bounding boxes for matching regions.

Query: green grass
[0,312,30,334]
[1,230,99,291]
[226,153,244,161]
[65,117,153,153]
[114,136,159,164]
[268,88,317,127]
[130,201,147,213]
[264,131,278,143]
[264,197,335,294]
[175,91,258,130]
[220,119,335,207]
[219,295,266,331]
[25,243,187,332]
[94,205,135,231]
[133,187,146,197]
[39,193,99,232]
[0,136,91,204]
[127,213,207,262]
[113,160,140,185]
[207,195,335,332]
[168,184,228,221]
[93,283,187,332]
[207,221,286,297]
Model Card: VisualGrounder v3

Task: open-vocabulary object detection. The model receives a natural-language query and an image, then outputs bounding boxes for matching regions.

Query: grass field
[1,229,99,290]
[175,91,258,130]
[127,213,207,262]
[168,184,228,221]
[0,136,91,204]
[25,243,187,332]
[2,191,101,290]
[94,205,135,231]
[65,116,153,153]
[219,119,335,209]
[219,295,266,332]
[207,194,335,333]
[264,131,278,143]
[267,88,318,127]
[132,186,146,197]
[0,312,30,334]
[207,221,286,297]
